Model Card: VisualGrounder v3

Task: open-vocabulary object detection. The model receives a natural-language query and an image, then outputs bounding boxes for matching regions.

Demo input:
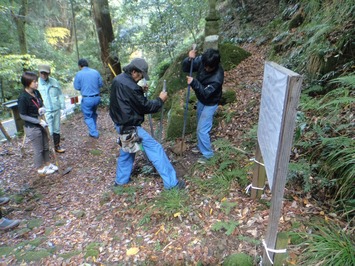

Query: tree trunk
[11,0,28,54]
[91,0,121,79]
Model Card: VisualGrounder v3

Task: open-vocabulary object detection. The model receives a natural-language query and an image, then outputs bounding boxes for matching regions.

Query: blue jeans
[81,96,101,138]
[115,125,178,189]
[196,101,218,159]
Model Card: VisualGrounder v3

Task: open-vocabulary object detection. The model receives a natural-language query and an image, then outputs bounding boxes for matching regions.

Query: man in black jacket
[182,48,224,164]
[109,58,185,189]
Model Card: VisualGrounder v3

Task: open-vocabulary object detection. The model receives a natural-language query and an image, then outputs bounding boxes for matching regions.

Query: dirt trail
[0,43,275,265]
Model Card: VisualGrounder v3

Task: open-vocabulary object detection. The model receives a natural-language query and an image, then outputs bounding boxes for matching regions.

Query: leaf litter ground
[0,44,321,265]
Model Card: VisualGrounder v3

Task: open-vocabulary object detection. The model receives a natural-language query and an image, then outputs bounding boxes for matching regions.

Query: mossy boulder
[219,43,251,71]
[219,88,237,105]
[165,91,197,140]
[222,253,253,266]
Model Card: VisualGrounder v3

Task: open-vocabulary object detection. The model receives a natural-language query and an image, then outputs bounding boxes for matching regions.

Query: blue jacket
[73,67,103,96]
[38,77,65,111]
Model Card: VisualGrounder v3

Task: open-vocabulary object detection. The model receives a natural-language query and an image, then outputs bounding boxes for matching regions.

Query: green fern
[329,75,355,87]
[211,221,239,236]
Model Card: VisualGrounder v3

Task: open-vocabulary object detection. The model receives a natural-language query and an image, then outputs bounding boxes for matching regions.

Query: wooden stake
[0,121,11,142]
[251,143,266,199]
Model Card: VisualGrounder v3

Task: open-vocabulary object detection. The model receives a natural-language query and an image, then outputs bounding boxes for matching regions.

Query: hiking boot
[114,178,132,187]
[47,163,58,172]
[172,180,186,190]
[55,146,66,153]
[0,218,20,231]
[0,197,10,206]
[191,148,200,154]
[37,166,56,175]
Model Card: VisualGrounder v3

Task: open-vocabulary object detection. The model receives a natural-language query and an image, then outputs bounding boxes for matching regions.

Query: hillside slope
[0,43,284,265]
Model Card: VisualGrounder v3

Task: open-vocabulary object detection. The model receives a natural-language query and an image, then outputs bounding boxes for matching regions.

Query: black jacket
[109,73,164,126]
[18,90,44,127]
[182,56,224,106]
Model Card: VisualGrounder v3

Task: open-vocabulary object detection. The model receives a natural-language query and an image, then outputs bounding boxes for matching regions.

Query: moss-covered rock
[165,92,197,140]
[219,43,251,71]
[219,88,237,105]
[222,253,253,266]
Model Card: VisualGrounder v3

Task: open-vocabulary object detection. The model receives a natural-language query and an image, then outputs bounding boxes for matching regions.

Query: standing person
[18,71,58,175]
[109,58,185,190]
[73,58,103,139]
[37,64,66,153]
[182,48,224,164]
[0,197,20,230]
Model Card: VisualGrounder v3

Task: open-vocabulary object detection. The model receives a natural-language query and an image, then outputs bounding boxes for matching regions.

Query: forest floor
[0,44,320,265]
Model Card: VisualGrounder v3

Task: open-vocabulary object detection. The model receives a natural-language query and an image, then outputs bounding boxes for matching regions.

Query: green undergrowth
[291,75,355,218]
[153,188,190,215]
[290,221,355,266]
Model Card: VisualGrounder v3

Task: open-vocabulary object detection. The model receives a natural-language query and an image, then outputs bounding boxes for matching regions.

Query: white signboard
[257,61,301,189]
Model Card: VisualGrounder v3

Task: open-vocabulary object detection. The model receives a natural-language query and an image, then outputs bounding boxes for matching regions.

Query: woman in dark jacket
[18,71,58,175]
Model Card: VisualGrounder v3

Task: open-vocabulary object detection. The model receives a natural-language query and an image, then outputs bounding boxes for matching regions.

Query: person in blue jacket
[73,59,103,139]
[109,58,185,190]
[38,64,66,153]
[182,48,224,164]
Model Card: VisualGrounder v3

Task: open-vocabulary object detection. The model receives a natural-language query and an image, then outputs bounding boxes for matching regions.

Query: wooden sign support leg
[251,143,266,199]
[0,121,11,142]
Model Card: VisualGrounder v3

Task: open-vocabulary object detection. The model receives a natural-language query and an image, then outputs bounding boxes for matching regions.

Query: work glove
[39,119,48,128]
[38,107,46,116]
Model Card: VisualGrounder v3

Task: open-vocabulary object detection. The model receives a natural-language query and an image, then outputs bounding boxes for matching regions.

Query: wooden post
[273,232,289,266]
[0,121,11,142]
[251,143,266,199]
[3,100,24,135]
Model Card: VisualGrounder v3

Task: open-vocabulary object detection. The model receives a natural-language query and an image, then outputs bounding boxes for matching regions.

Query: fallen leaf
[126,247,139,256]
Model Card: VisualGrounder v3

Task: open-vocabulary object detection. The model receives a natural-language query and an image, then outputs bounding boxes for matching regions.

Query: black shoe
[0,197,10,206]
[172,180,186,190]
[114,178,132,187]
[0,218,20,230]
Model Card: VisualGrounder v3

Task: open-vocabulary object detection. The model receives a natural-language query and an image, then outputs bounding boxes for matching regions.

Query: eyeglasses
[40,72,49,75]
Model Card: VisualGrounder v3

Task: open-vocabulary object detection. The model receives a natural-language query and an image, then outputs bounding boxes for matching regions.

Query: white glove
[39,119,48,128]
[38,107,46,116]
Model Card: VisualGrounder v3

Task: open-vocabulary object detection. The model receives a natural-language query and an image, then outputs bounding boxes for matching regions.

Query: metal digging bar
[142,78,155,138]
[41,116,72,176]
[180,44,196,155]
[158,80,167,143]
